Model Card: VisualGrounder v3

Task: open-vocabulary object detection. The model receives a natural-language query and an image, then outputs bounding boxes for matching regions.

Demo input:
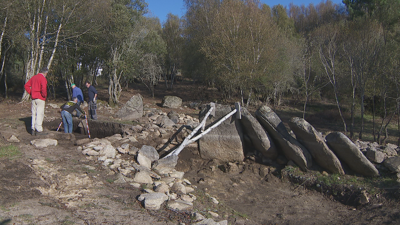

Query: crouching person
[60,97,86,133]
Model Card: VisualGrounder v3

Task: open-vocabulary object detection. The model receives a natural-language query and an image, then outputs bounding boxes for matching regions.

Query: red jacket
[24,73,47,101]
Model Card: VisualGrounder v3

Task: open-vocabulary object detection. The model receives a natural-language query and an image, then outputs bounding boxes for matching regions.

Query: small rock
[133,171,153,184]
[138,192,168,210]
[167,200,193,211]
[30,139,58,148]
[154,183,170,194]
[171,182,187,195]
[169,171,185,179]
[208,211,219,218]
[7,135,20,143]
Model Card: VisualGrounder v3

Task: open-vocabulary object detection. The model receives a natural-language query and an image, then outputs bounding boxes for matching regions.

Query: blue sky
[145,0,345,24]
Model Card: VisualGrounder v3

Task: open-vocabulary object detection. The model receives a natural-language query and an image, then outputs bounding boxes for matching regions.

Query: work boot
[31,130,36,136]
[36,131,48,136]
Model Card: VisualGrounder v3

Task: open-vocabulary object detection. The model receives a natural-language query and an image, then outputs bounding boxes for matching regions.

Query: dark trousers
[89,101,97,120]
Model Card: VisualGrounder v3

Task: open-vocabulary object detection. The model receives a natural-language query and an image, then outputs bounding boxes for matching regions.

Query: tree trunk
[359,92,365,140]
[46,21,63,70]
[0,16,7,67]
[4,71,7,99]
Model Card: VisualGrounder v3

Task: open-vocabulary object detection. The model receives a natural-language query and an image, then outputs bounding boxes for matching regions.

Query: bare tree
[315,23,347,133]
[139,53,163,97]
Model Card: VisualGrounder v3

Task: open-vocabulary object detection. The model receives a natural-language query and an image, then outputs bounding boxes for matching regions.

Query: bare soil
[0,80,399,224]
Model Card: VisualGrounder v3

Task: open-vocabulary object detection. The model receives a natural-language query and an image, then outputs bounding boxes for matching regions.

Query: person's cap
[71,83,75,87]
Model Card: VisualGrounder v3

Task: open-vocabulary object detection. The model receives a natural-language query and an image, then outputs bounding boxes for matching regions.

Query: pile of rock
[76,107,226,224]
[77,136,226,224]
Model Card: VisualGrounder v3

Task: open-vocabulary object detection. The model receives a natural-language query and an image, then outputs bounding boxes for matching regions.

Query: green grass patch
[106,178,115,184]
[82,167,97,174]
[61,216,74,225]
[232,209,249,219]
[0,144,21,159]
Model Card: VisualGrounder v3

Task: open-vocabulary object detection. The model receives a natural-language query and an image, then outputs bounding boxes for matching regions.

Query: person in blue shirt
[71,83,84,117]
[60,97,86,133]
[85,80,98,120]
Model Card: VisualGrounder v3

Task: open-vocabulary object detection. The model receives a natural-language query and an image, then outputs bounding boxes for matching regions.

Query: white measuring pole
[165,102,241,158]
[165,103,216,157]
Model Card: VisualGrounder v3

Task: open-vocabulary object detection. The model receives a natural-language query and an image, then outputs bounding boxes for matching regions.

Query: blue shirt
[72,86,84,103]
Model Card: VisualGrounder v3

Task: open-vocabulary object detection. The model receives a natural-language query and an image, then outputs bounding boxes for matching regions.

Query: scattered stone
[210,197,219,204]
[82,149,100,156]
[100,144,117,158]
[137,192,168,210]
[138,145,159,162]
[208,211,219,218]
[129,146,139,155]
[133,171,153,184]
[154,183,170,194]
[113,174,127,184]
[7,135,20,143]
[180,194,194,202]
[183,179,191,185]
[93,146,103,151]
[130,183,141,188]
[169,171,185,179]
[192,212,206,222]
[152,155,178,175]
[117,146,129,154]
[137,153,152,169]
[383,145,398,157]
[156,115,176,129]
[30,139,58,148]
[192,218,220,225]
[171,182,187,195]
[167,111,180,124]
[259,166,269,178]
[358,190,369,205]
[366,149,386,164]
[167,199,193,211]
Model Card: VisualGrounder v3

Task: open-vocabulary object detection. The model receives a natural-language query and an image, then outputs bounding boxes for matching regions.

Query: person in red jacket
[24,67,49,136]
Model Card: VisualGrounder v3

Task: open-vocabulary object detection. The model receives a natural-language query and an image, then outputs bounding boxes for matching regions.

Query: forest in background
[0,0,400,143]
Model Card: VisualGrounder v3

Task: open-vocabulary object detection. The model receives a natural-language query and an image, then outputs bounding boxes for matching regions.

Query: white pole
[165,104,215,158]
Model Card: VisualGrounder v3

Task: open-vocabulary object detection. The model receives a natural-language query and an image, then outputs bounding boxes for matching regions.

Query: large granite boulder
[198,104,244,162]
[325,132,379,177]
[162,96,182,108]
[240,107,278,159]
[288,117,344,175]
[115,94,143,120]
[383,156,400,173]
[255,105,312,171]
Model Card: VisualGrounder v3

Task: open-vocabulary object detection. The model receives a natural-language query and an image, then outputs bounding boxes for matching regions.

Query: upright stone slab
[255,105,312,171]
[198,104,244,162]
[240,107,278,159]
[115,94,143,120]
[325,132,379,177]
[288,117,345,175]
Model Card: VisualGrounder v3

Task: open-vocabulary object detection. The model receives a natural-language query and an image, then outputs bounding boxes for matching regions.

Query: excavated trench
[43,119,128,139]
